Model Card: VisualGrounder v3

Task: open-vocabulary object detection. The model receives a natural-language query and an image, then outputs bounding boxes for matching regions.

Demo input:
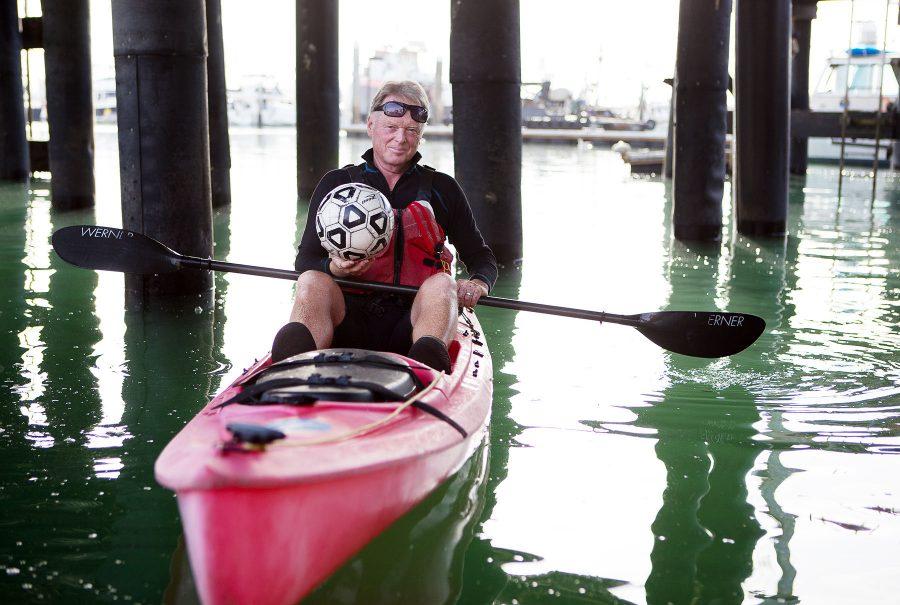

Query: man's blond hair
[369,81,430,118]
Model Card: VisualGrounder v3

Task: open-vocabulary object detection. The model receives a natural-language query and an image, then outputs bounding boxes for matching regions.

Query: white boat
[808,47,899,166]
[227,75,296,127]
[94,76,118,123]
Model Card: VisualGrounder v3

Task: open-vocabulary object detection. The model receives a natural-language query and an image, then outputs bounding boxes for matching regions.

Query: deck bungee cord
[223,370,446,450]
[214,350,468,441]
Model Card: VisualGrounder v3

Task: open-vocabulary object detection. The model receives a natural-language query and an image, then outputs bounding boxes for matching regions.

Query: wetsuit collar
[362,148,422,176]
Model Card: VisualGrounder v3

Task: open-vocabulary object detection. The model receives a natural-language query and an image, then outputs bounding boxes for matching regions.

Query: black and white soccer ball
[316,183,394,260]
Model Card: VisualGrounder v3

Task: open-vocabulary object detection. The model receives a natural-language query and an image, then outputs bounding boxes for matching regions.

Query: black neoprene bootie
[407,336,451,373]
[271,322,317,362]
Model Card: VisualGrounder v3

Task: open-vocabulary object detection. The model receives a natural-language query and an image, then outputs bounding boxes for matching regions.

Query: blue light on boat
[848,47,883,56]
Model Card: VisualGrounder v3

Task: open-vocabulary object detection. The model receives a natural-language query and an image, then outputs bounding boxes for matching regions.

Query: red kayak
[154,310,492,605]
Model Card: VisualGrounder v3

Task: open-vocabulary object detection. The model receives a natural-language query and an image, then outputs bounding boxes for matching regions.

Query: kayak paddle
[51,225,766,358]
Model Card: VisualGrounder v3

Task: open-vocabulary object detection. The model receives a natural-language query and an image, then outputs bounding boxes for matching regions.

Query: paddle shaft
[50,225,766,357]
[181,256,637,326]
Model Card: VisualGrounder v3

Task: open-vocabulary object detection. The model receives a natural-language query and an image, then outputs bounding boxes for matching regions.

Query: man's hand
[329,256,373,278]
[456,278,489,308]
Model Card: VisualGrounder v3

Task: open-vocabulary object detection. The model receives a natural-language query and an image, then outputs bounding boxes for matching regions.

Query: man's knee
[293,270,344,324]
[419,272,456,299]
[411,273,457,345]
[296,270,341,302]
[413,273,457,318]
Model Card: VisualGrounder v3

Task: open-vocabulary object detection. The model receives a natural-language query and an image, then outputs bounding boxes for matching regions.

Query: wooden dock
[342,123,666,148]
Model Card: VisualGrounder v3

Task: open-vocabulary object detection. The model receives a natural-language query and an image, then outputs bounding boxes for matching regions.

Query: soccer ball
[316,183,394,260]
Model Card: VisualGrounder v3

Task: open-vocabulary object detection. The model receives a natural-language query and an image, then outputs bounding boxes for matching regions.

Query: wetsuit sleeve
[294,170,346,273]
[438,175,499,291]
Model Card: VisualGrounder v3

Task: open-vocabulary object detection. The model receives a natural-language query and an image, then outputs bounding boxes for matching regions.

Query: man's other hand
[329,256,374,278]
[456,278,489,308]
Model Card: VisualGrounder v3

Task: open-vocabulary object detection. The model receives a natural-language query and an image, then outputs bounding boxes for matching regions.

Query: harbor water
[1,128,898,604]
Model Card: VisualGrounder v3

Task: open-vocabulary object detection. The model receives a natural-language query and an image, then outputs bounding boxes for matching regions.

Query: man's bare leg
[288,271,346,347]
[410,273,458,344]
[272,271,345,361]
[407,273,458,371]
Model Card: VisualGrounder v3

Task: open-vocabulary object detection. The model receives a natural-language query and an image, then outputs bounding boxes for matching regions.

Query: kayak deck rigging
[214,349,467,446]
[222,367,454,450]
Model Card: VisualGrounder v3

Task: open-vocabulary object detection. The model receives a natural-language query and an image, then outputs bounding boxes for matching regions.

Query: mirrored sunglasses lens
[382,101,405,117]
[411,107,428,123]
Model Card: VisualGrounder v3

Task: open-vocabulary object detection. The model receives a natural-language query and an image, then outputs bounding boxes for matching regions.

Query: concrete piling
[672,0,732,242]
[41,0,95,210]
[112,0,213,308]
[0,0,29,182]
[206,0,232,209]
[296,0,339,200]
[734,0,791,236]
[450,0,523,264]
[790,1,816,176]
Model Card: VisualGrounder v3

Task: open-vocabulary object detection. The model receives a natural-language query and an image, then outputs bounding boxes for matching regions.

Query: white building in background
[219,44,449,128]
[227,75,295,127]
[95,76,117,123]
[349,43,447,125]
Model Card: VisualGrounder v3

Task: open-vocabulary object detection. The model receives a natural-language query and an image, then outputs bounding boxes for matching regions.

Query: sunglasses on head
[374,101,428,123]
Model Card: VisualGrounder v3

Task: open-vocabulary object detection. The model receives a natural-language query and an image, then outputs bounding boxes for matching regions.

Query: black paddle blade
[633,311,766,358]
[51,225,183,275]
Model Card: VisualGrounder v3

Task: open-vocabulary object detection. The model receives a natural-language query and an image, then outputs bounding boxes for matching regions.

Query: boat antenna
[838,0,857,199]
[870,0,892,202]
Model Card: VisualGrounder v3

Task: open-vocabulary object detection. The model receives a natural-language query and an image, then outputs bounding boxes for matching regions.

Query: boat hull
[179,438,474,605]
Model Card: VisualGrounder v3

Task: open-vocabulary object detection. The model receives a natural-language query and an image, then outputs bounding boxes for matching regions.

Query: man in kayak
[271,80,497,372]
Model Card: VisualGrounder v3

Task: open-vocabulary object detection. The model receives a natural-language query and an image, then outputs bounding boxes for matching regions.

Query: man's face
[366,95,424,170]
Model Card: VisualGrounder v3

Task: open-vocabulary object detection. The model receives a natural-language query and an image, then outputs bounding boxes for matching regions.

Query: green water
[1,129,898,604]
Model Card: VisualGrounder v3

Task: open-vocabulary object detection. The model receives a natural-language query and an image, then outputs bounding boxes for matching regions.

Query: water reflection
[0,174,222,600]
[104,305,219,599]
[0,182,30,454]
[763,172,900,455]
[306,439,490,604]
[634,210,771,603]
[729,232,800,604]
[17,185,55,447]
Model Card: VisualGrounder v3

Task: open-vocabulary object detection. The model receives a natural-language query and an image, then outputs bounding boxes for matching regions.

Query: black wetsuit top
[294,149,498,290]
